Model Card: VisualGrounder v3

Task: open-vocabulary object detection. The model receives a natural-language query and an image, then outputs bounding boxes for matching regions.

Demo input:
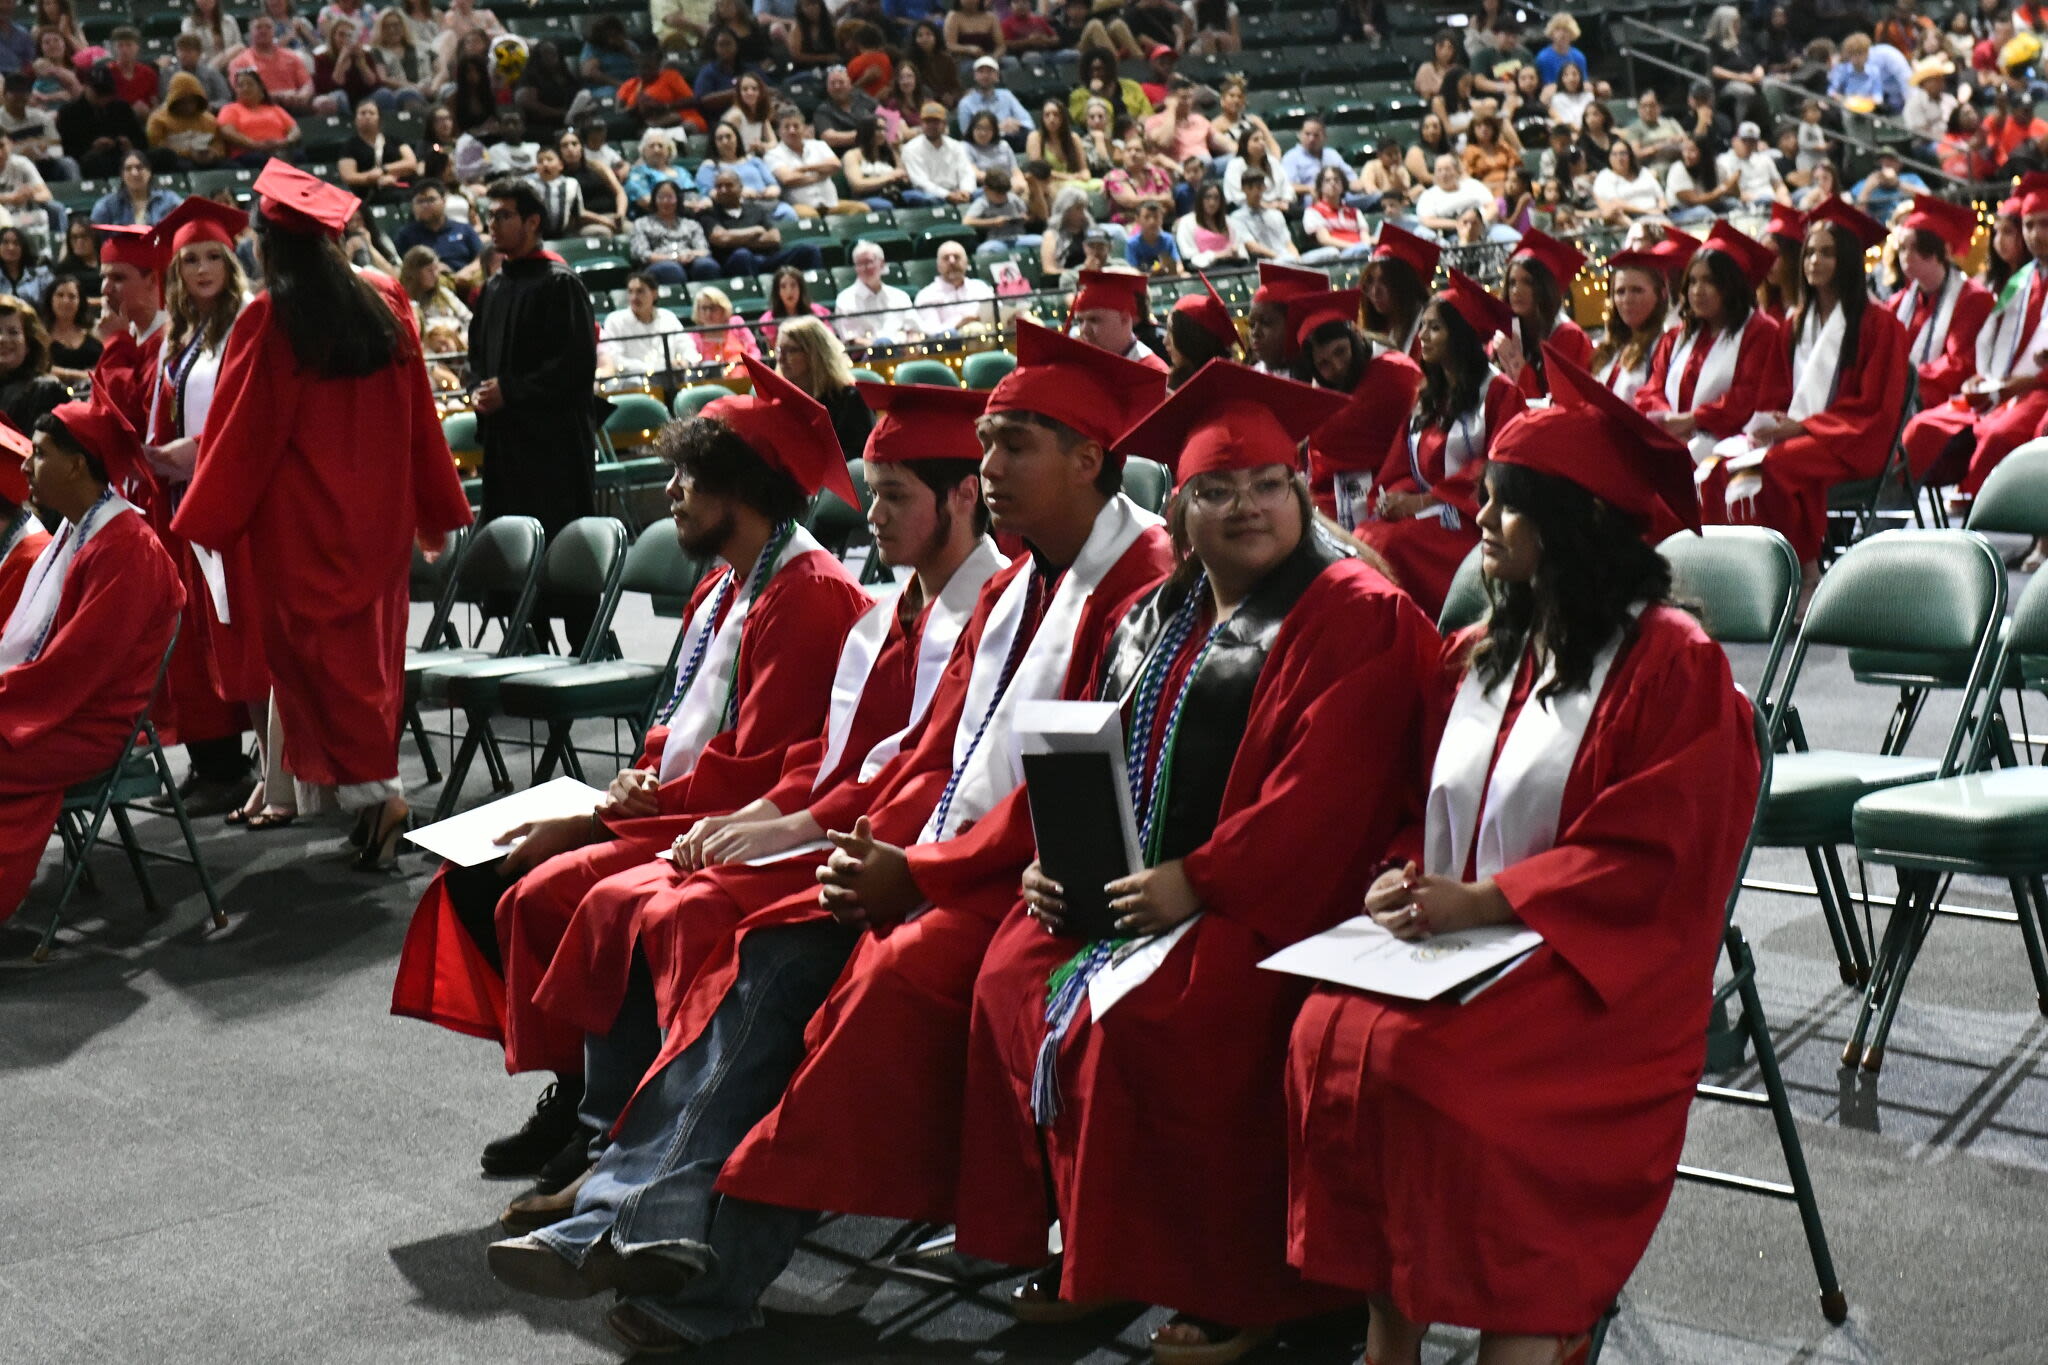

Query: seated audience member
[1896,194,2001,482]
[217,70,303,166]
[1288,348,1761,1365]
[754,266,831,347]
[1591,137,1668,226]
[397,244,470,332]
[41,274,101,383]
[336,98,423,204]
[1719,120,1791,207]
[1353,272,1527,618]
[1175,180,1242,269]
[913,239,995,335]
[763,109,850,218]
[697,120,799,224]
[616,47,702,133]
[903,100,977,205]
[1227,170,1295,263]
[957,54,1032,139]
[629,180,720,283]
[1104,134,1175,223]
[599,270,698,376]
[559,125,628,234]
[0,399,181,922]
[960,360,1434,1361]
[623,129,690,216]
[692,285,762,365]
[394,178,482,273]
[90,150,182,226]
[390,355,874,1174]
[697,168,823,275]
[811,65,878,152]
[769,316,873,461]
[1123,197,1181,275]
[1625,88,1686,165]
[963,167,1036,257]
[58,62,149,181]
[1719,200,1908,569]
[833,239,915,348]
[1492,230,1593,401]
[1413,153,1500,243]
[479,322,1171,1354]
[227,16,316,113]
[1594,226,1696,402]
[146,71,223,169]
[1071,266,1166,369]
[1,73,78,183]
[0,422,48,618]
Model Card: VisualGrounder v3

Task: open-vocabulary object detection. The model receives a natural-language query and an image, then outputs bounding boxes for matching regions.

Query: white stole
[659,525,830,781]
[0,494,138,673]
[1786,301,1847,422]
[1984,264,2048,384]
[149,299,247,625]
[1663,319,1747,463]
[1424,624,1630,882]
[1897,268,1963,368]
[916,495,1161,843]
[814,535,1007,791]
[1393,376,1495,530]
[1604,352,1650,404]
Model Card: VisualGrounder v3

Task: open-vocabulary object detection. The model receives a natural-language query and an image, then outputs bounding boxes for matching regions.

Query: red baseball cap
[856,381,988,463]
[704,354,860,509]
[1116,359,1347,484]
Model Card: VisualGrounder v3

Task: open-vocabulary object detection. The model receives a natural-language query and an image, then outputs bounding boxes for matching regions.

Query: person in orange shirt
[617,50,706,133]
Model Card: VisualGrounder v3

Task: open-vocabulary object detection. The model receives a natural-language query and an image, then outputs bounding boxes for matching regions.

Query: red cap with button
[1509,228,1587,291]
[1372,222,1441,283]
[1116,358,1348,485]
[155,195,248,256]
[1808,195,1887,252]
[855,381,989,463]
[703,354,860,509]
[1172,272,1238,353]
[1072,267,1148,318]
[1703,220,1777,289]
[986,318,1168,450]
[253,158,361,236]
[95,223,166,275]
[1900,194,1977,255]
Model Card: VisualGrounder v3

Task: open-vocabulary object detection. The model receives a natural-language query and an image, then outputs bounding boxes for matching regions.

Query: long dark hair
[1472,461,1674,699]
[1363,256,1429,339]
[254,212,403,376]
[768,264,814,318]
[1682,247,1755,340]
[1789,218,1867,372]
[1509,256,1562,386]
[1166,308,1235,388]
[1762,228,1803,318]
[1417,298,1488,428]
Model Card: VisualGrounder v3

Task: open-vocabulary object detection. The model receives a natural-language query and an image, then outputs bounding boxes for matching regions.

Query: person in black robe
[467,177,600,649]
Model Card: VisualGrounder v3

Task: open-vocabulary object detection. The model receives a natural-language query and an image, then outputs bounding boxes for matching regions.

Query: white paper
[402,777,608,866]
[192,544,230,624]
[1258,914,1545,1001]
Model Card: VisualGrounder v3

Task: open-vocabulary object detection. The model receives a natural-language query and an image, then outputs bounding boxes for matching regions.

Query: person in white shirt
[762,108,844,215]
[901,101,977,205]
[1226,168,1296,261]
[598,270,698,376]
[913,240,996,336]
[834,239,917,346]
[1714,121,1790,207]
[1413,154,1498,241]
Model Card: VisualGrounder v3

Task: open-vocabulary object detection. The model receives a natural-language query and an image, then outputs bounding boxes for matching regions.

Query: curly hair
[658,413,811,523]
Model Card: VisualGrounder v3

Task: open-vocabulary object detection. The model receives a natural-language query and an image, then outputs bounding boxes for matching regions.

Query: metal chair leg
[432,726,488,822]
[479,724,513,793]
[407,702,442,784]
[1861,874,1939,1072]
[35,795,117,963]
[108,805,161,917]
[1880,686,1928,756]
[1804,845,1869,985]
[2020,878,2048,1016]
[1841,874,1919,1065]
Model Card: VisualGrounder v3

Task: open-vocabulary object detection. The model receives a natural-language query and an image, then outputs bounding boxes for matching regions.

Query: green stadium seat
[892,358,958,387]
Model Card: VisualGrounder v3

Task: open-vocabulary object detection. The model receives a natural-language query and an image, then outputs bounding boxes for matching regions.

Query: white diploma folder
[403,777,608,867]
[1259,915,1544,1002]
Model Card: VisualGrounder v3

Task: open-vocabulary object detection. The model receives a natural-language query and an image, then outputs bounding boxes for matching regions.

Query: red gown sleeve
[1488,613,1761,1008]
[1633,329,1679,416]
[1920,281,1994,404]
[167,299,299,552]
[0,529,49,621]
[1692,313,1790,438]
[1781,306,1910,479]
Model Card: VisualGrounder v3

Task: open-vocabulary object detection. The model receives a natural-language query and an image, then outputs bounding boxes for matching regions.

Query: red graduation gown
[1354,374,1525,619]
[169,277,472,790]
[1508,318,1592,401]
[0,512,182,919]
[1729,305,1909,563]
[708,529,1176,1227]
[1285,608,1759,1334]
[388,551,870,1075]
[956,559,1437,1326]
[0,522,51,621]
[1632,311,1791,438]
[1893,272,1993,409]
[1304,349,1423,521]
[90,321,165,442]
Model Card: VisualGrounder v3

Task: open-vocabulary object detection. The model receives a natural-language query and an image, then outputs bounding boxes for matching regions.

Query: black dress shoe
[533,1127,596,1195]
[481,1077,586,1178]
[147,772,254,818]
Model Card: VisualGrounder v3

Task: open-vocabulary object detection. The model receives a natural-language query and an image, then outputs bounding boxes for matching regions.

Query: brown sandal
[1009,1260,1129,1325]
[1150,1315,1274,1365]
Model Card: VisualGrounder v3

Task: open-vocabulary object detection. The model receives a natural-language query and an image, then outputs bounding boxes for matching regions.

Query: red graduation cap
[1491,341,1700,540]
[155,195,247,256]
[2019,170,2048,217]
[1172,272,1238,354]
[94,223,166,275]
[1807,195,1886,252]
[51,393,147,492]
[1901,194,1977,256]
[1072,267,1148,318]
[1608,224,1701,280]
[1435,270,1513,340]
[1765,202,1808,244]
[253,158,361,236]
[1286,288,1362,348]
[1371,222,1441,283]
[1115,358,1347,484]
[1703,220,1777,289]
[1510,228,1587,290]
[1311,349,1422,474]
[855,380,988,464]
[703,354,860,509]
[0,414,29,505]
[1251,260,1327,307]
[986,318,1168,449]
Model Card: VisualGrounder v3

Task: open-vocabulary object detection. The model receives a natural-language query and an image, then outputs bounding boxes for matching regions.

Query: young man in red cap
[482,322,1174,1355]
[957,359,1437,1361]
[172,159,472,863]
[1287,344,1760,1365]
[1243,259,1326,373]
[1492,227,1593,401]
[393,353,873,1183]
[480,380,1006,1225]
[0,397,182,921]
[1894,195,1996,481]
[1070,266,1168,370]
[0,421,48,621]
[1283,286,1423,528]
[89,224,169,440]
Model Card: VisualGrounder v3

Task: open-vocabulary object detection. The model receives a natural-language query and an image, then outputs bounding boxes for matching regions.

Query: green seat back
[893,358,960,388]
[850,367,886,385]
[1800,531,2005,655]
[2011,566,2048,664]
[1660,527,1799,647]
[539,516,629,600]
[672,384,734,418]
[961,350,1016,390]
[604,393,673,448]
[620,522,709,603]
[442,411,480,459]
[804,461,871,556]
[1966,442,2048,538]
[1120,457,1171,515]
[1437,544,1489,635]
[458,516,545,598]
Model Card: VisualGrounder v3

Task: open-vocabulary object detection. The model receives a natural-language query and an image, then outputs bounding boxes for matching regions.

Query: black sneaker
[532,1127,596,1196]
[146,772,254,819]
[481,1077,586,1178]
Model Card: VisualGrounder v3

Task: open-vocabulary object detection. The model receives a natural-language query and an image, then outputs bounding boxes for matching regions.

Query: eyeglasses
[1187,473,1293,511]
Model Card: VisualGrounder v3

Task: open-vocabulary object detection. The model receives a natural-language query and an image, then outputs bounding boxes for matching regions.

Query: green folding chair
[1436,544,1488,635]
[442,411,481,462]
[673,384,738,420]
[1847,564,2048,1072]
[960,349,1016,390]
[595,393,676,523]
[850,367,886,385]
[892,358,960,387]
[406,525,471,781]
[1750,530,2008,991]
[804,460,872,558]
[501,525,714,782]
[1120,457,1171,515]
[34,630,227,963]
[1660,526,1801,714]
[426,517,632,820]
[1823,369,1918,563]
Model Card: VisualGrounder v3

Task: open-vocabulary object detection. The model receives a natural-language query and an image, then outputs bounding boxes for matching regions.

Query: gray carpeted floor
[6,571,2048,1365]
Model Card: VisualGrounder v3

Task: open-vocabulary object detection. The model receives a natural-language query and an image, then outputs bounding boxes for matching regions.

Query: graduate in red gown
[1896,193,2008,481]
[1161,273,1240,388]
[1939,174,2048,500]
[171,161,473,864]
[1070,268,1171,371]
[1722,199,1910,564]
[1354,272,1525,619]
[1286,346,1763,1362]
[1364,223,1438,361]
[1286,288,1423,529]
[1635,223,1792,510]
[477,322,1174,1355]
[0,424,50,620]
[1591,226,1696,404]
[1758,201,1807,323]
[1492,229,1593,401]
[956,362,1438,1363]
[1243,260,1327,374]
[391,353,873,1182]
[88,225,169,442]
[0,398,182,920]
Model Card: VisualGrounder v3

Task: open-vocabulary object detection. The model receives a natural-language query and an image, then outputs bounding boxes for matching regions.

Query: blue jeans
[976,233,1040,257]
[643,258,724,284]
[533,920,858,1345]
[721,243,824,275]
